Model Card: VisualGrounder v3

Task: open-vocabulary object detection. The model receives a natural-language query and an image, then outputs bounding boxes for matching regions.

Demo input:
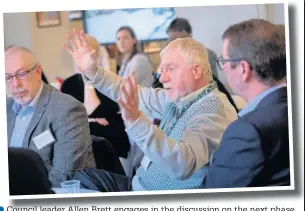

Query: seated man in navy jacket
[202,19,290,187]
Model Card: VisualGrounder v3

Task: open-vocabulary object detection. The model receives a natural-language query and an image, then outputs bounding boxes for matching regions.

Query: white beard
[12,87,31,106]
[13,96,31,106]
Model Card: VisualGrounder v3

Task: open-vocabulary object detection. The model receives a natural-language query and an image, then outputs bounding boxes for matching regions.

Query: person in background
[202,19,289,187]
[61,34,130,159]
[62,30,237,191]
[116,26,154,87]
[115,26,155,175]
[5,46,95,187]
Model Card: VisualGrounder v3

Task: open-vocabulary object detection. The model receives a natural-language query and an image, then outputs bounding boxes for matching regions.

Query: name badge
[32,130,55,150]
[141,156,151,170]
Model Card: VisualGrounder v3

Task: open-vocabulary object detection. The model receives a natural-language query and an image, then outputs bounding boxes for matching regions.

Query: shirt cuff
[83,66,104,84]
[125,112,153,141]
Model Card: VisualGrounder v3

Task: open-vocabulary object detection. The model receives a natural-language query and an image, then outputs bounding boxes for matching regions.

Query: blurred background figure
[166,18,218,78]
[115,26,155,176]
[116,26,154,87]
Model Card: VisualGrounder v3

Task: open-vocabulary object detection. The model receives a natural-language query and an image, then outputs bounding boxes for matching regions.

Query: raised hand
[61,29,98,79]
[117,71,141,126]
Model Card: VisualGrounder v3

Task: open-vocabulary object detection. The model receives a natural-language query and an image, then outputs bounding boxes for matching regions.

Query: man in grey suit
[5,46,96,187]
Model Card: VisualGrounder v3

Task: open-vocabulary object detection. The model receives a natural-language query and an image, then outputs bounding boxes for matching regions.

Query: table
[52,188,99,194]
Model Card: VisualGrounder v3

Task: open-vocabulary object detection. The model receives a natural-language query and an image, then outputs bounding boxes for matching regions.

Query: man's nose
[12,76,22,86]
[159,71,169,83]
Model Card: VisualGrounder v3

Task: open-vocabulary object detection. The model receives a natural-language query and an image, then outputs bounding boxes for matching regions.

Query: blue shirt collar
[12,83,44,113]
[238,83,287,117]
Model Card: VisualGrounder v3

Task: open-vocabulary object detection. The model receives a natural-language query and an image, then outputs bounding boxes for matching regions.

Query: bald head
[5,46,38,68]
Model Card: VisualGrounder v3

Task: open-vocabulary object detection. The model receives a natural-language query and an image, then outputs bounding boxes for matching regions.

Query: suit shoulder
[48,85,84,108]
[225,118,254,132]
[225,103,288,144]
[240,102,288,126]
[221,118,261,144]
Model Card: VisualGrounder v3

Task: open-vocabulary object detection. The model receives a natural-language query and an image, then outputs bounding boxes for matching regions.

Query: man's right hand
[61,28,98,80]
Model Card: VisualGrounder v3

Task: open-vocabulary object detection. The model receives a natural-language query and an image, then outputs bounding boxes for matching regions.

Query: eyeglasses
[153,72,161,79]
[5,64,38,83]
[217,57,244,70]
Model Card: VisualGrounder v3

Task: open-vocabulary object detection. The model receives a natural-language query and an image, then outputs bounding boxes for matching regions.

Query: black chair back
[91,135,126,176]
[8,147,54,195]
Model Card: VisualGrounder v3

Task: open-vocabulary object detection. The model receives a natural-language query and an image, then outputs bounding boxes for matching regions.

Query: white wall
[269,3,285,24]
[3,13,33,50]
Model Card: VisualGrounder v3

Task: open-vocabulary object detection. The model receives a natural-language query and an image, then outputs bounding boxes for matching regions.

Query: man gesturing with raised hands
[62,29,237,192]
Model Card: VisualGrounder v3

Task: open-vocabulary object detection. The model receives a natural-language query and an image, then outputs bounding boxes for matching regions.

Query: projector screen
[83,8,176,45]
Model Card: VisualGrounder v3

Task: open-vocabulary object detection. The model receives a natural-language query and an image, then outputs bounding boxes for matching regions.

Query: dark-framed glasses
[153,72,161,79]
[217,57,244,70]
[6,64,38,83]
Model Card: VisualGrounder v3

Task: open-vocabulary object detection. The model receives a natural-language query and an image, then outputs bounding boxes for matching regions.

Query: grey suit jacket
[6,83,96,187]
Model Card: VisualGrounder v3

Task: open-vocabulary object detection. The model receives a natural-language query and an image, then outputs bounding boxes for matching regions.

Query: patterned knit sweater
[90,68,238,191]
[134,83,228,190]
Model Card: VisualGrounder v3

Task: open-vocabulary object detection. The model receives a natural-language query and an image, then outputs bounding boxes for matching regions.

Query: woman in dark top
[61,35,130,158]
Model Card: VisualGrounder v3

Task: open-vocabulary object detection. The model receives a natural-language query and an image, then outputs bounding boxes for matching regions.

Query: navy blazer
[202,87,290,188]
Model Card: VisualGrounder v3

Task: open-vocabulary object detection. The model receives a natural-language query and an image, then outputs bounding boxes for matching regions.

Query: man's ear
[192,64,202,80]
[36,64,43,80]
[241,61,252,82]
[36,64,42,74]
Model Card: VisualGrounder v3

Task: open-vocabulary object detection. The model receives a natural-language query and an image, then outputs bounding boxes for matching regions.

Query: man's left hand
[118,71,141,126]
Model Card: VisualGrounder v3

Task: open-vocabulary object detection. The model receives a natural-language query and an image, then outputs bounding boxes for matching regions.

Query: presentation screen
[83,8,176,44]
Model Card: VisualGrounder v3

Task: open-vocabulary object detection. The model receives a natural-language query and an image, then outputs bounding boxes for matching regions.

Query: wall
[269,3,286,24]
[3,3,285,88]
[4,11,83,83]
[28,12,83,83]
[3,12,33,50]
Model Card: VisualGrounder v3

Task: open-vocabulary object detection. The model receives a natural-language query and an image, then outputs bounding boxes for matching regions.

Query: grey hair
[160,37,212,81]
